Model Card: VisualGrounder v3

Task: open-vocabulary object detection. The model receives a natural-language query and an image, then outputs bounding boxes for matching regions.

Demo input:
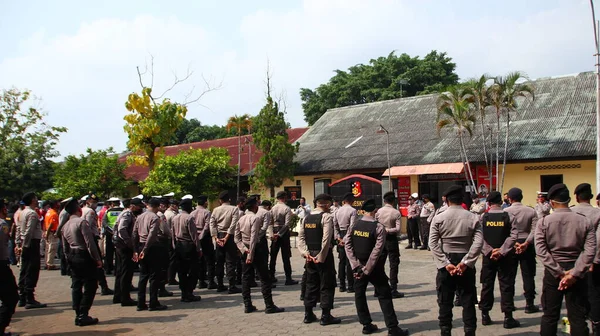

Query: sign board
[329,174,383,215]
[397,176,411,207]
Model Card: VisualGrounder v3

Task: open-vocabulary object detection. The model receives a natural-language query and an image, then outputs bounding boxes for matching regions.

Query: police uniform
[234,197,284,314]
[298,193,339,326]
[535,183,596,336]
[429,185,483,336]
[172,199,202,302]
[504,187,540,312]
[478,191,520,329]
[191,195,216,289]
[571,183,600,335]
[61,197,101,326]
[269,191,297,285]
[419,195,435,250]
[345,199,409,336]
[156,199,175,297]
[209,191,241,293]
[112,199,141,306]
[81,194,112,295]
[375,192,404,298]
[164,200,179,286]
[101,198,122,275]
[56,208,71,275]
[333,193,357,292]
[0,199,19,334]
[133,198,169,311]
[535,192,552,218]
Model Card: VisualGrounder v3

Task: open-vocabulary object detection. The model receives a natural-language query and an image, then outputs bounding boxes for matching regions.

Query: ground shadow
[31,328,133,335]
[100,314,187,325]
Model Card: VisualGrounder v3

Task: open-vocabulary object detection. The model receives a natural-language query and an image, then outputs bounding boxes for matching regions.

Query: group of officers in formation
[0,181,599,336]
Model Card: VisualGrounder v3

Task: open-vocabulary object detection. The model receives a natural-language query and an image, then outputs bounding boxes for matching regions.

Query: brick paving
[7,241,568,335]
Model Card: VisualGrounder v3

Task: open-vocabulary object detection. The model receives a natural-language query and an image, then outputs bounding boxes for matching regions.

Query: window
[540,174,563,192]
[314,179,331,196]
[296,180,302,186]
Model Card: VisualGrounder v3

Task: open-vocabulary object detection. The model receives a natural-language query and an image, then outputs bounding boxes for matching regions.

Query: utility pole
[590,0,600,192]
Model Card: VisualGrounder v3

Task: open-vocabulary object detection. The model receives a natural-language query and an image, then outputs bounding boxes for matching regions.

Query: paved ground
[7,240,573,336]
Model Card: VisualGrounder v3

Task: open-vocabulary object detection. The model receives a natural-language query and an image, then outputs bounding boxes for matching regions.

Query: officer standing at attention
[61,197,102,326]
[330,198,340,213]
[235,197,285,314]
[156,199,174,298]
[419,194,435,251]
[570,183,600,335]
[375,191,404,298]
[210,191,242,294]
[133,198,169,311]
[503,187,540,313]
[535,183,596,336]
[0,199,19,335]
[345,199,409,336]
[478,191,520,329]
[191,195,216,289]
[172,198,202,302]
[235,197,246,286]
[429,185,483,336]
[535,192,551,218]
[101,198,122,275]
[56,201,72,276]
[164,199,180,286]
[333,192,357,293]
[270,191,298,285]
[82,194,113,296]
[298,193,340,326]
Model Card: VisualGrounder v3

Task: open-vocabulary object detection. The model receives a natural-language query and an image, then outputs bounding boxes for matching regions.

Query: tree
[226,114,253,199]
[141,147,235,199]
[465,74,493,189]
[436,86,478,194]
[0,89,66,200]
[300,50,459,125]
[53,147,131,199]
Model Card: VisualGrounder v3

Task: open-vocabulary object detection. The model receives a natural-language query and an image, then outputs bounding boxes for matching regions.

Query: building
[270,72,596,214]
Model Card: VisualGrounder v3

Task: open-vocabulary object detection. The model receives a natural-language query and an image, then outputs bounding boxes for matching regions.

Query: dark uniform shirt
[116,209,136,250]
[190,206,211,240]
[480,208,518,256]
[61,215,101,262]
[235,210,261,260]
[334,204,357,240]
[297,208,334,263]
[133,211,163,254]
[344,215,386,275]
[172,211,200,252]
[571,203,600,264]
[82,206,99,238]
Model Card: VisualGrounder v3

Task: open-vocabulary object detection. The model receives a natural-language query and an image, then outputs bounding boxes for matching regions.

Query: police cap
[197,195,208,205]
[422,194,431,201]
[179,198,193,208]
[261,200,272,207]
[218,191,230,201]
[361,199,377,212]
[548,183,570,202]
[130,198,143,206]
[276,191,287,199]
[159,198,170,206]
[507,188,522,201]
[244,197,258,210]
[315,194,333,203]
[170,199,180,206]
[487,191,502,204]
[342,192,354,202]
[148,197,161,208]
[574,183,593,197]
[443,185,463,198]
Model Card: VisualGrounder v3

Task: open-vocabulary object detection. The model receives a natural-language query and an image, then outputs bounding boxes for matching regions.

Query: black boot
[320,309,341,326]
[198,281,208,289]
[303,307,317,324]
[362,323,378,334]
[265,303,285,314]
[207,280,218,290]
[387,327,409,336]
[18,293,26,307]
[244,302,257,313]
[440,327,451,336]
[339,283,346,293]
[101,287,114,296]
[228,286,242,294]
[481,311,492,326]
[285,278,299,286]
[25,294,47,309]
[525,299,540,314]
[464,329,476,336]
[77,314,99,327]
[158,288,173,297]
[503,311,520,329]
[405,244,413,249]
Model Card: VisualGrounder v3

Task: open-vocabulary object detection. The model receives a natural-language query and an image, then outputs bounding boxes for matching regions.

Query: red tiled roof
[120,127,308,182]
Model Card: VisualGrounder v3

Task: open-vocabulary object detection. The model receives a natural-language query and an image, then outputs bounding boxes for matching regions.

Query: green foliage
[141,147,235,199]
[123,87,187,170]
[53,147,131,200]
[251,97,298,198]
[0,89,66,200]
[300,50,459,125]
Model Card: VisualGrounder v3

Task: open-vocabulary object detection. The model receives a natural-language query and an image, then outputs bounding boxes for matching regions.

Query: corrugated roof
[121,128,308,182]
[294,72,596,174]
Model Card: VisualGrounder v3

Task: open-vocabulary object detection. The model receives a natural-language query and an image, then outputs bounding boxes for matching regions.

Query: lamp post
[398,79,409,98]
[590,0,600,192]
[377,125,392,191]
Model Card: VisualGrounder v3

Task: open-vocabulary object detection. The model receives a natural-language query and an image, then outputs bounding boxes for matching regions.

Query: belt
[445,252,467,265]
[217,232,227,239]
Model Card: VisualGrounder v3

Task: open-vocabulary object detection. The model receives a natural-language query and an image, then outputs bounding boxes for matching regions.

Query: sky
[0,0,597,158]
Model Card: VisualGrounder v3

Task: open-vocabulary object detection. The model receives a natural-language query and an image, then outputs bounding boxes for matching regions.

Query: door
[540,175,563,192]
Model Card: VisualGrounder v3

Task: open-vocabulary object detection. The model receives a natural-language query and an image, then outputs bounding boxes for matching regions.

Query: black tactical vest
[481,211,511,249]
[304,213,324,252]
[350,220,378,263]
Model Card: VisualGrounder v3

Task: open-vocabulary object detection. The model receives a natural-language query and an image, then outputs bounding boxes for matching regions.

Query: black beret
[130,198,143,206]
[422,194,430,200]
[507,187,522,200]
[218,191,230,201]
[361,199,377,212]
[574,183,592,196]
[170,199,180,206]
[342,192,354,201]
[148,198,161,207]
[487,191,502,204]
[383,191,396,200]
[197,195,208,204]
[244,197,258,210]
[315,194,333,203]
[276,191,287,199]
[236,197,246,205]
[22,192,37,205]
[261,200,272,207]
[179,199,193,207]
[159,198,170,205]
[548,183,570,202]
[443,185,463,198]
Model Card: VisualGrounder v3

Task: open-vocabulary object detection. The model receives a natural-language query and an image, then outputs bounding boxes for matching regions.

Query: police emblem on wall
[352,181,362,197]
[330,174,383,213]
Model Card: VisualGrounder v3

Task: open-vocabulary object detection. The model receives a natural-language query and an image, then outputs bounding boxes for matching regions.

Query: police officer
[345,199,409,336]
[375,191,404,298]
[0,199,19,334]
[270,191,298,285]
[82,193,113,296]
[429,185,483,336]
[164,198,179,286]
[478,191,520,329]
[535,192,551,218]
[571,183,600,335]
[133,197,169,311]
[56,199,71,276]
[333,192,357,293]
[210,191,242,294]
[504,187,540,313]
[156,198,174,298]
[101,198,122,275]
[298,193,340,326]
[61,197,101,326]
[535,183,596,336]
[112,198,143,306]
[172,198,202,302]
[235,197,284,314]
[235,196,246,286]
[191,195,216,289]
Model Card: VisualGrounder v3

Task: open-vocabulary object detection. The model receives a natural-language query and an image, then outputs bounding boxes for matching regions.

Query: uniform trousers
[58,240,69,275]
[168,243,178,283]
[337,231,354,289]
[304,250,336,310]
[588,263,600,323]
[269,231,293,280]
[45,234,59,267]
[175,241,199,298]
[104,232,115,274]
[436,253,477,333]
[18,239,41,299]
[242,238,273,306]
[540,263,589,336]
[383,236,400,289]
[137,244,168,307]
[406,218,421,247]
[199,234,216,283]
[354,260,399,329]
[0,261,18,333]
[515,239,537,301]
[114,247,135,302]
[479,252,517,313]
[215,234,238,287]
[418,217,430,249]
[93,238,108,289]
[67,249,98,316]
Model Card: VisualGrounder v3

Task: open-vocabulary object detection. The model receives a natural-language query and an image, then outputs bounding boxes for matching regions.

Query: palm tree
[436,86,478,193]
[226,114,253,199]
[466,74,493,189]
